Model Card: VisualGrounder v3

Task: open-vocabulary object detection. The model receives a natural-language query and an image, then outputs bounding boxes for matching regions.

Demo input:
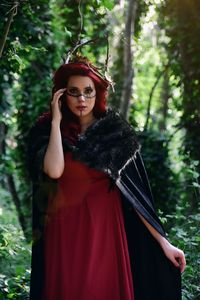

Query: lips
[76,106,87,110]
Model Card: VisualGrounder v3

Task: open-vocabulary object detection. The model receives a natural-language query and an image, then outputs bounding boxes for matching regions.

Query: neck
[78,113,96,133]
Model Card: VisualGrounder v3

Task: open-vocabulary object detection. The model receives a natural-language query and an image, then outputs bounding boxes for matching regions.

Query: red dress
[43,152,134,300]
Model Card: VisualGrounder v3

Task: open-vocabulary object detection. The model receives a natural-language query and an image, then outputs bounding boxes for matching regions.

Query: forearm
[136,211,186,272]
[136,211,168,247]
[43,120,64,178]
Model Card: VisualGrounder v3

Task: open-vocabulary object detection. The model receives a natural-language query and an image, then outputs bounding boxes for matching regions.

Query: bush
[167,213,200,300]
[0,224,31,299]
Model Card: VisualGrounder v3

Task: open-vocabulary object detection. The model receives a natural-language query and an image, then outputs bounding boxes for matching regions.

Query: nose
[77,94,86,101]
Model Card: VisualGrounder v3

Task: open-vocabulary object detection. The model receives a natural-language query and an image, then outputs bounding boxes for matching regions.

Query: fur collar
[63,108,141,180]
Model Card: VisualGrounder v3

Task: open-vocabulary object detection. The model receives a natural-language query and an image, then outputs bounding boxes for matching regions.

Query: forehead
[67,75,95,88]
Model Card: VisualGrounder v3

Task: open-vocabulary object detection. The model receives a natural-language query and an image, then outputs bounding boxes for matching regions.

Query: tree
[120,0,138,119]
[159,0,200,209]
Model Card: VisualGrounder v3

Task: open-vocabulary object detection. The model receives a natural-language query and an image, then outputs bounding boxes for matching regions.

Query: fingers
[52,88,66,103]
[177,252,186,273]
[171,256,180,268]
[173,250,186,273]
[162,241,186,274]
[55,88,67,94]
[165,244,186,273]
[51,88,66,122]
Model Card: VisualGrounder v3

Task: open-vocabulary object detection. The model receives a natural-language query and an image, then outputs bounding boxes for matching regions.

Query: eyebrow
[67,85,93,89]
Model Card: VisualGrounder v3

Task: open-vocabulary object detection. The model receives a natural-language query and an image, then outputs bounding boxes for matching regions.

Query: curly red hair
[51,60,110,143]
[52,62,109,115]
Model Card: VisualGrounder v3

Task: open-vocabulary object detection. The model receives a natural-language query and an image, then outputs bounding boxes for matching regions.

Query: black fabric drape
[27,108,182,300]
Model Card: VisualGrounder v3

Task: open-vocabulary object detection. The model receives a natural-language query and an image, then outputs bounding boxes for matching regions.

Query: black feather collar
[63,108,141,180]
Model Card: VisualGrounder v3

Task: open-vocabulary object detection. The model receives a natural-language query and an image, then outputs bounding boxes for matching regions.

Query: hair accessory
[62,38,114,91]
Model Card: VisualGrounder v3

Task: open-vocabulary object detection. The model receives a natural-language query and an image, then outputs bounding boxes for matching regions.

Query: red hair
[51,62,109,143]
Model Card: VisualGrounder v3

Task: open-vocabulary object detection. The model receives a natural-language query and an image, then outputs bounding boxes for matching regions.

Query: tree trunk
[120,0,137,119]
[159,70,169,131]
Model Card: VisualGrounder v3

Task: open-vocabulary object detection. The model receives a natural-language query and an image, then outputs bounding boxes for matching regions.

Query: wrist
[51,119,61,128]
[159,237,170,249]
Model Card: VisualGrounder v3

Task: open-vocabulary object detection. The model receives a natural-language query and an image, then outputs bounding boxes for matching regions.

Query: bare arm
[43,88,66,179]
[136,211,186,273]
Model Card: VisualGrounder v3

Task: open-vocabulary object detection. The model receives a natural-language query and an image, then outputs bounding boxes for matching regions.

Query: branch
[77,0,83,43]
[104,33,110,73]
[6,173,27,237]
[144,64,169,131]
[64,38,98,63]
[0,0,19,58]
[165,123,184,145]
[0,122,7,155]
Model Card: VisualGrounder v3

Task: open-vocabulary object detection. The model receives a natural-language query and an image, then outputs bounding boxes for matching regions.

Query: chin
[71,108,94,118]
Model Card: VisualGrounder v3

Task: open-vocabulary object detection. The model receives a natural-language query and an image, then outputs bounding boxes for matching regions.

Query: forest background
[0,0,199,299]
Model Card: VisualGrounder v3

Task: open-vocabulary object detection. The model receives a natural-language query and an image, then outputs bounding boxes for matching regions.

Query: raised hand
[51,88,66,123]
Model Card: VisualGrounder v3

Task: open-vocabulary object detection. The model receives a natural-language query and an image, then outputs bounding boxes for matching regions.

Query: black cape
[27,108,181,300]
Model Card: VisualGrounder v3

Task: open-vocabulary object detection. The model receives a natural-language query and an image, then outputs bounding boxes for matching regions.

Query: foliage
[137,128,200,298]
[108,0,149,110]
[158,0,200,173]
[0,224,31,299]
[0,271,30,300]
[136,128,180,216]
[168,213,200,300]
[0,0,199,299]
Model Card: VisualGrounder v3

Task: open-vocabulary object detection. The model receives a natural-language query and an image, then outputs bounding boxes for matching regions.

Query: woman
[28,56,186,300]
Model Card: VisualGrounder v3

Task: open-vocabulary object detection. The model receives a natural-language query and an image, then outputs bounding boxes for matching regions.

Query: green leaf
[101,0,115,10]
[192,182,200,188]
[64,27,72,38]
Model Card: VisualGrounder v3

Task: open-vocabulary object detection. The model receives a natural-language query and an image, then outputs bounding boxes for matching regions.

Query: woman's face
[66,75,96,119]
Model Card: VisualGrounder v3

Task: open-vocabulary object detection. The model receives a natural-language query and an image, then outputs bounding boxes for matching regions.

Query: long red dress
[43,151,134,300]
